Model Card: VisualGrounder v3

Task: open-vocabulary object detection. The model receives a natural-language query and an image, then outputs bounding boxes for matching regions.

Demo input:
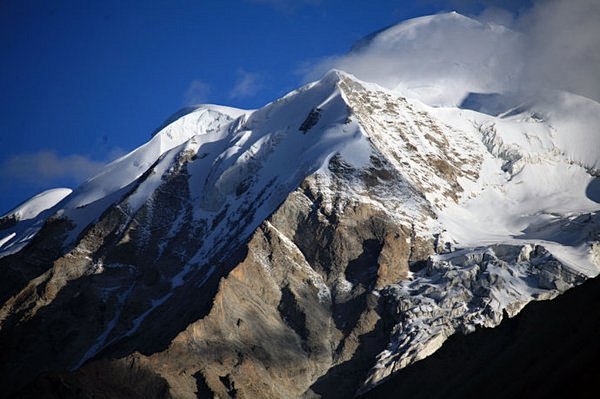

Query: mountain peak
[1,13,599,398]
[321,11,520,107]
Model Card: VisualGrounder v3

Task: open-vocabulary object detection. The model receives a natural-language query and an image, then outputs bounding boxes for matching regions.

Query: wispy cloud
[304,0,600,104]
[0,149,125,187]
[183,79,211,105]
[303,11,521,106]
[418,0,531,14]
[516,0,600,102]
[229,69,263,99]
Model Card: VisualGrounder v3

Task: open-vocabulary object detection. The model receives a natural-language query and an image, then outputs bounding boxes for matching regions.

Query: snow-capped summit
[0,12,599,399]
[1,188,71,222]
[316,12,521,106]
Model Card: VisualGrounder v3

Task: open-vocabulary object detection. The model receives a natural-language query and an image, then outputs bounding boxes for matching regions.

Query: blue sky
[0,0,527,214]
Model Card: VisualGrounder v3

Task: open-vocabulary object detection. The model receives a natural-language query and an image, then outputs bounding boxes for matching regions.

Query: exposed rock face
[18,358,172,399]
[0,214,17,231]
[147,174,427,398]
[0,71,598,398]
[1,171,416,398]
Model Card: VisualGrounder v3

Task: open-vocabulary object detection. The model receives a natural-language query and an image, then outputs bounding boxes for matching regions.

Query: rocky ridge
[0,69,598,398]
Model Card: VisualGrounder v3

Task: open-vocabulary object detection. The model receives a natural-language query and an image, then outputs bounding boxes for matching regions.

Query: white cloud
[183,79,211,105]
[305,12,521,106]
[0,149,124,186]
[419,0,529,13]
[304,0,600,104]
[229,69,263,99]
[516,0,600,102]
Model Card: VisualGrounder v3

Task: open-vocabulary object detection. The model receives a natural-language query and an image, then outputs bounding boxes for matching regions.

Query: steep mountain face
[1,13,599,399]
[360,273,600,399]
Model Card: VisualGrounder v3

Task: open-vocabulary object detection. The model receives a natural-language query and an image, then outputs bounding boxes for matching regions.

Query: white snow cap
[2,188,72,221]
[310,1,600,106]
[311,12,520,106]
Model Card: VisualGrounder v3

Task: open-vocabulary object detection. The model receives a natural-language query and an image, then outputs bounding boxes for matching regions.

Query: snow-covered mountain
[313,11,522,107]
[1,12,599,399]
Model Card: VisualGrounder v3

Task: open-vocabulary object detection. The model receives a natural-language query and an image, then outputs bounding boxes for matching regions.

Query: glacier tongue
[362,243,585,391]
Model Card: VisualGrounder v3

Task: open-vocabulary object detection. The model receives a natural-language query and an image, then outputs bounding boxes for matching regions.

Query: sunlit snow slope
[1,11,599,398]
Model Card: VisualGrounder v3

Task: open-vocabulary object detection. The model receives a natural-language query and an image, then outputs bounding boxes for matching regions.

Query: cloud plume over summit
[516,0,600,102]
[307,0,600,105]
